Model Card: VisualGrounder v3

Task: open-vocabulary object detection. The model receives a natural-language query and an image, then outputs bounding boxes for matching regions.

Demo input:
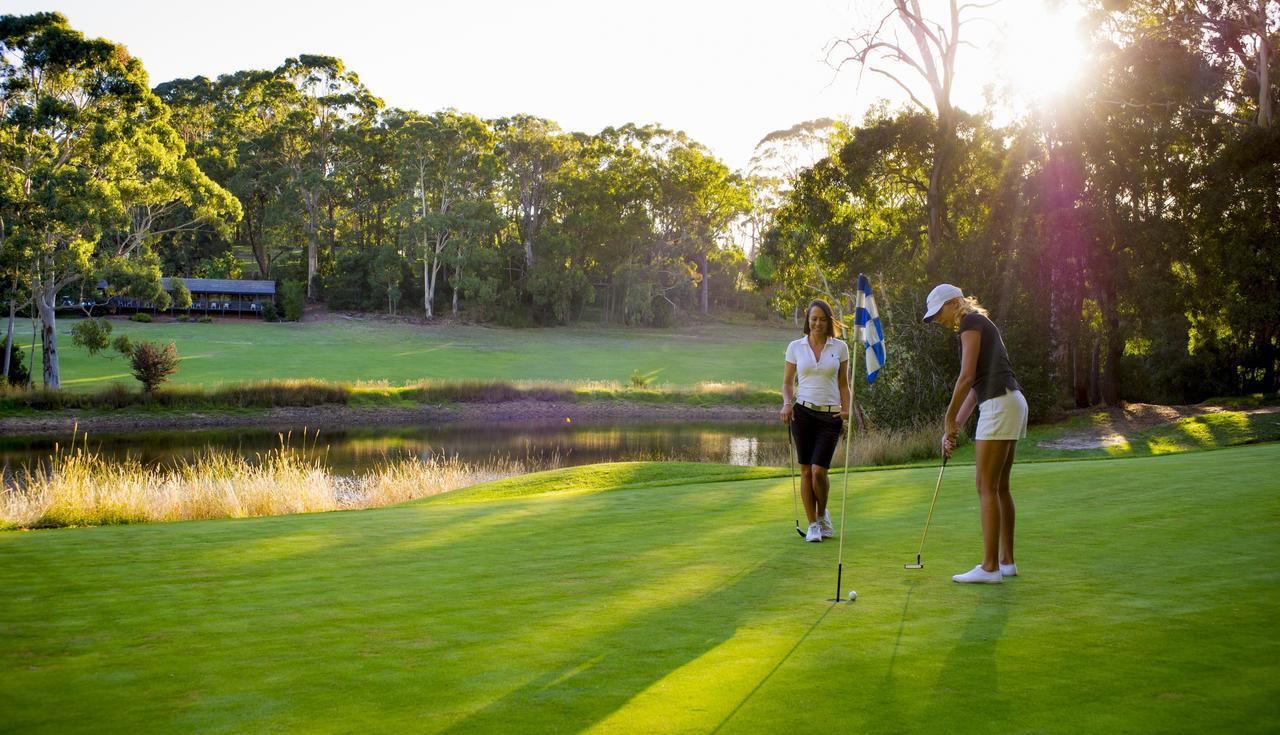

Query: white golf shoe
[952,565,1003,584]
[1000,562,1018,577]
[818,510,834,538]
[805,522,823,542]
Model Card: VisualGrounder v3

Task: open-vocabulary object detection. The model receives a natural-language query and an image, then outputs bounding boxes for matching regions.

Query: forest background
[1,1,1276,426]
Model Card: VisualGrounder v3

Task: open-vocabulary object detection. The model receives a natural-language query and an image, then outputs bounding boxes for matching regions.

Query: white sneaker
[952,565,1003,584]
[818,511,834,538]
[1000,563,1018,577]
[805,522,822,542]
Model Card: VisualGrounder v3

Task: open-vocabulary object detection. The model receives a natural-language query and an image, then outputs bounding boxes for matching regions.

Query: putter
[905,456,948,569]
[787,420,805,537]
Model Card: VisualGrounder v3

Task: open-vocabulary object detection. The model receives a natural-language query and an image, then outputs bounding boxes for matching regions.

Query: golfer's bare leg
[975,440,1012,573]
[997,441,1017,566]
[812,466,830,518]
[799,465,818,523]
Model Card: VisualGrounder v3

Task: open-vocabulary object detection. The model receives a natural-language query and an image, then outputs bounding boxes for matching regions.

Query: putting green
[1,445,1277,733]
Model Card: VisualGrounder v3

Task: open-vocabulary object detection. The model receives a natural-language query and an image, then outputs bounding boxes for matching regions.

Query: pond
[0,420,797,476]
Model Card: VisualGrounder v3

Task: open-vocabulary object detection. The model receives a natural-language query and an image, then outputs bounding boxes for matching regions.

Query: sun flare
[998,1,1090,103]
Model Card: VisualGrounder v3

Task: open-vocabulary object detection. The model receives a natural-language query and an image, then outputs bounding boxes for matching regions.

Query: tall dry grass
[761,419,941,468]
[0,432,557,530]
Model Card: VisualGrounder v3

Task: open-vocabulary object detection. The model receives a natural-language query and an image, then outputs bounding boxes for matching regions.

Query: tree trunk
[924,119,955,281]
[523,234,535,270]
[1258,0,1273,129]
[304,189,319,299]
[35,291,59,389]
[451,263,460,317]
[423,254,434,319]
[3,297,14,380]
[1101,301,1123,407]
[699,252,709,315]
[1071,336,1089,408]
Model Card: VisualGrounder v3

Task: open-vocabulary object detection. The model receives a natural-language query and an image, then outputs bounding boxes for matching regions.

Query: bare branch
[870,67,932,114]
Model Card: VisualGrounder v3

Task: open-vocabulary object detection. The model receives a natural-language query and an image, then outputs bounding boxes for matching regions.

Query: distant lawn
[14,318,794,392]
[2,444,1276,733]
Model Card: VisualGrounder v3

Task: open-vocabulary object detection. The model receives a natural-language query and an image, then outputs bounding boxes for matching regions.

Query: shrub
[629,369,658,388]
[3,345,30,387]
[281,281,305,322]
[70,318,112,355]
[198,316,213,323]
[129,341,180,392]
[260,302,279,322]
[130,312,153,323]
[111,334,134,358]
[170,277,193,310]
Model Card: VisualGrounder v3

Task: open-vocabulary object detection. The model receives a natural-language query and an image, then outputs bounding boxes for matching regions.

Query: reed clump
[0,432,555,530]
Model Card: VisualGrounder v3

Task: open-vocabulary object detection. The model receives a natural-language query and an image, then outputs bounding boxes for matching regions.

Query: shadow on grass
[922,587,1013,727]
[437,556,784,735]
[710,603,837,734]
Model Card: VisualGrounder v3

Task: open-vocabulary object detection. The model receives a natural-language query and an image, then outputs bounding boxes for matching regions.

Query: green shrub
[129,341,179,392]
[130,312,153,323]
[111,334,134,358]
[629,369,658,388]
[70,318,112,355]
[170,277,193,310]
[198,316,213,324]
[261,302,280,322]
[3,345,30,387]
[281,281,305,322]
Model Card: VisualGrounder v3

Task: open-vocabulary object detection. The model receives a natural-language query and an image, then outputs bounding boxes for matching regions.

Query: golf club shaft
[787,419,804,536]
[914,457,948,560]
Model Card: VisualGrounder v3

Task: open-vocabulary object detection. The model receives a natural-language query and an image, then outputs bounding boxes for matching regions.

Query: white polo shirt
[785,337,849,406]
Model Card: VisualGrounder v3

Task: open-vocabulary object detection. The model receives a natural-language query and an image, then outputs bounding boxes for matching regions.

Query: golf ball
[848,590,858,601]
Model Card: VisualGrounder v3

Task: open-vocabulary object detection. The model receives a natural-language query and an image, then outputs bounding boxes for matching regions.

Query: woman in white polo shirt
[780,299,850,543]
[923,283,1028,584]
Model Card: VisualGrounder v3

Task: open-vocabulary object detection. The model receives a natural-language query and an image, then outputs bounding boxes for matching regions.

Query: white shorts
[975,389,1028,441]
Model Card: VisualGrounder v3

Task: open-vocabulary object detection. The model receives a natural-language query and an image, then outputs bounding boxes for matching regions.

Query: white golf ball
[848,590,858,601]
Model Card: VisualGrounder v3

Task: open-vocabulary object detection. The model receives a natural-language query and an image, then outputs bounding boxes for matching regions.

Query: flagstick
[832,289,858,603]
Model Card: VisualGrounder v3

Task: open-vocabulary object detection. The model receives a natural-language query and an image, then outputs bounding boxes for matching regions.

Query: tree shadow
[436,556,783,735]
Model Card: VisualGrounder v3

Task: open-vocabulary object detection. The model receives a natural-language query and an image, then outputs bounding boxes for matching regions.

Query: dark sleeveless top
[959,312,1021,402]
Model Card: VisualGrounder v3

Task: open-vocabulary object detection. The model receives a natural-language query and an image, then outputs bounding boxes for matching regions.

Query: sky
[7,0,1086,171]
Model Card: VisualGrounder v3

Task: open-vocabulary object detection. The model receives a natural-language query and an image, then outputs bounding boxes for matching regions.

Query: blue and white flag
[854,274,885,383]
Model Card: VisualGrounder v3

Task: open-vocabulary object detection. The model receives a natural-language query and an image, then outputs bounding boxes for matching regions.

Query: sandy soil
[1036,402,1280,450]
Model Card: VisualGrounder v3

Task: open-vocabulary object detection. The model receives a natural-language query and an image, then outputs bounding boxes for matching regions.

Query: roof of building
[161,278,276,295]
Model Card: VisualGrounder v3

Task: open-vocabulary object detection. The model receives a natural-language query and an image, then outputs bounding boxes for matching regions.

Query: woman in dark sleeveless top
[923,284,1028,584]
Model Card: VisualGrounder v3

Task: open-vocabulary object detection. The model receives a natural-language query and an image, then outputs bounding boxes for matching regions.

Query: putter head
[904,554,924,570]
[796,525,806,538]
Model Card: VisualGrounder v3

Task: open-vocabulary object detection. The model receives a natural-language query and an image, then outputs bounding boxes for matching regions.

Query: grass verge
[0,444,1275,732]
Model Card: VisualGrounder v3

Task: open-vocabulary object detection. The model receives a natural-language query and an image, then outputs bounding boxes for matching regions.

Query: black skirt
[790,403,843,468]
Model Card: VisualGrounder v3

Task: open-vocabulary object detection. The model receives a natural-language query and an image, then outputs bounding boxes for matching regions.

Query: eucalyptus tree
[493,115,569,271]
[390,109,498,318]
[656,138,751,314]
[829,0,996,279]
[273,55,382,297]
[0,13,238,388]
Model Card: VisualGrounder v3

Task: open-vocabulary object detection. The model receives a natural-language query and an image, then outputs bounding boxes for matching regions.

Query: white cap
[922,283,964,323]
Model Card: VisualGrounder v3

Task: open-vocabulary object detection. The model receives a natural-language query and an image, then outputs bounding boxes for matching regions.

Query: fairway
[2,445,1277,733]
[24,319,792,392]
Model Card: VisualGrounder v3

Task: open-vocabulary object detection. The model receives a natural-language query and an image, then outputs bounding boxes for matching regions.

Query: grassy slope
[17,319,792,392]
[2,445,1277,733]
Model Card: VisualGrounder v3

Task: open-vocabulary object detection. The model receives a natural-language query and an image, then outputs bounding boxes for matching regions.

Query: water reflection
[0,420,795,476]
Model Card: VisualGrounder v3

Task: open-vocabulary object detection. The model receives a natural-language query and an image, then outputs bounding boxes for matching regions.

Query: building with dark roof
[92,278,277,317]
